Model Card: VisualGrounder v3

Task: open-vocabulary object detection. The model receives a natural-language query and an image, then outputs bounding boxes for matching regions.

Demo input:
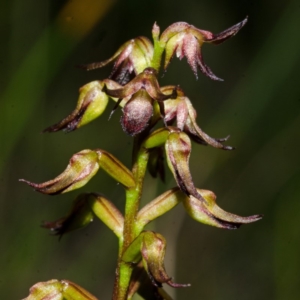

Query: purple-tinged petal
[182,34,199,77]
[184,97,233,149]
[196,49,223,81]
[208,16,248,44]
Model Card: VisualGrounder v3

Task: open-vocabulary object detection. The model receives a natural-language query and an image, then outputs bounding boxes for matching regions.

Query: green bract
[22,18,261,300]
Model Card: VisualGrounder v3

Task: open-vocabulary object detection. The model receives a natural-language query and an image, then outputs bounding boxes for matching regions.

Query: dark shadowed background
[1,0,300,299]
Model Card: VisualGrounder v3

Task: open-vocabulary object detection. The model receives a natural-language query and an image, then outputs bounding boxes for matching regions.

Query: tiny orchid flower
[80,37,154,85]
[103,67,177,136]
[162,86,233,150]
[160,17,248,80]
[20,149,135,195]
[43,81,111,133]
[20,149,100,195]
[122,231,190,289]
[183,189,262,229]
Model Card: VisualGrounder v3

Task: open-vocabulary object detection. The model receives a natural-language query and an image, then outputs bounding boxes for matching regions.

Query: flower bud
[160,17,248,80]
[20,149,100,195]
[44,81,109,133]
[23,279,97,300]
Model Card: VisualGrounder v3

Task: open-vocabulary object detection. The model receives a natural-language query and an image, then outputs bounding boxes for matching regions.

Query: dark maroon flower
[104,67,177,136]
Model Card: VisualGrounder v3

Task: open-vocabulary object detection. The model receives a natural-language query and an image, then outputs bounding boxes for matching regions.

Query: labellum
[121,90,154,136]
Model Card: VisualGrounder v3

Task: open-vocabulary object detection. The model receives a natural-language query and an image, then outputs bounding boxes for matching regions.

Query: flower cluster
[22,18,261,300]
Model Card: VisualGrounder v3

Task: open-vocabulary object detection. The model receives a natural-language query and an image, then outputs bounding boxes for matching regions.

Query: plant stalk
[112,137,149,300]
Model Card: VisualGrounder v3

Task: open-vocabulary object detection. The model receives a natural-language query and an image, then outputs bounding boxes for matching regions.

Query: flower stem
[113,137,149,300]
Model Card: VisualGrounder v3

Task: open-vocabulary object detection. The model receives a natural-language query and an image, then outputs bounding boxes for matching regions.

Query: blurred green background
[1,0,300,299]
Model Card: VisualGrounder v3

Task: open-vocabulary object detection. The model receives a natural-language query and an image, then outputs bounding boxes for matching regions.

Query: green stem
[112,32,164,298]
[113,137,149,300]
[151,39,165,72]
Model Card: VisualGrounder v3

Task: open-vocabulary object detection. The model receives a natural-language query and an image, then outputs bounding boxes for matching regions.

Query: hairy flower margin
[21,18,262,300]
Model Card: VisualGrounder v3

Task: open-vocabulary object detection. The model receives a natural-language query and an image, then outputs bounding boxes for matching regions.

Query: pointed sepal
[183,189,262,229]
[88,193,124,238]
[95,149,135,188]
[20,149,100,195]
[136,188,182,232]
[165,132,206,202]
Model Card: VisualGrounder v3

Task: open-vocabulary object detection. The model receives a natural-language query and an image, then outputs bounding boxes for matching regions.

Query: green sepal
[141,232,190,288]
[143,127,180,149]
[96,149,135,188]
[122,232,144,264]
[88,193,124,238]
[136,188,182,232]
[23,279,98,300]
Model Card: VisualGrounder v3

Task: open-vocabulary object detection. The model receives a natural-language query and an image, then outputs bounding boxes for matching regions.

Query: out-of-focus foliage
[1,0,299,299]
